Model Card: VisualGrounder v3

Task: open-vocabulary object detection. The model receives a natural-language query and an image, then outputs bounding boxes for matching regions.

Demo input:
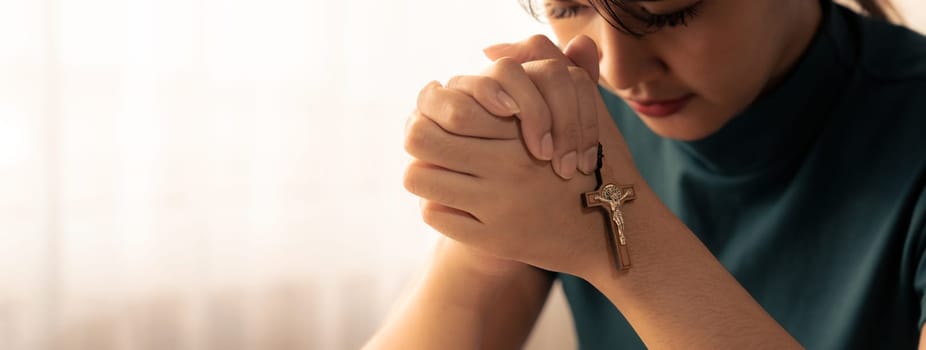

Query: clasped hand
[403,35,631,277]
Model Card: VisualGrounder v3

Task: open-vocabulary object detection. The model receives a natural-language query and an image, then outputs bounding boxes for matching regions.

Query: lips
[626,94,694,118]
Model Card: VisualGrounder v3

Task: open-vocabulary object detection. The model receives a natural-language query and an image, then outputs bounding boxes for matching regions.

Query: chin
[632,104,727,142]
[639,118,718,141]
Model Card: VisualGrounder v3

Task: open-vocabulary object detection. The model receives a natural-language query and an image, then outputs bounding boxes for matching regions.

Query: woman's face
[544,0,821,140]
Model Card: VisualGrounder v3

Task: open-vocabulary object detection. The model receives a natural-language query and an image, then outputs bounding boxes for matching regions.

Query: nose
[595,21,667,91]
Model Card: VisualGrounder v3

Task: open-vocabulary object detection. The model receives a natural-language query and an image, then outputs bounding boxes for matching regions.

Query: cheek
[549,28,581,49]
[665,18,783,120]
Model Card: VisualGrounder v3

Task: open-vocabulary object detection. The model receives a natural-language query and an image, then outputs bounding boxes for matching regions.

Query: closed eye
[640,1,703,29]
[544,1,592,20]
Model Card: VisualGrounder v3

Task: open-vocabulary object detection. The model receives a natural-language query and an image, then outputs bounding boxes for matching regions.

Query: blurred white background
[0,1,923,349]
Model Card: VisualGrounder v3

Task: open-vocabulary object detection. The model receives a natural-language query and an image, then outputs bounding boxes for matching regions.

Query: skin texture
[367,0,926,348]
[541,0,815,141]
[400,0,822,303]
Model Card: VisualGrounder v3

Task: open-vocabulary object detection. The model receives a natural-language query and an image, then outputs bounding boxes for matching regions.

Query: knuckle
[492,57,521,73]
[526,34,553,48]
[568,66,592,84]
[473,76,497,94]
[540,58,568,70]
[419,201,440,227]
[441,100,470,131]
[403,111,414,132]
[560,121,581,146]
[582,109,599,128]
[402,165,420,195]
[582,118,599,138]
[581,133,598,150]
[446,75,465,88]
[403,115,429,155]
[530,59,569,81]
[405,163,446,203]
[416,81,437,108]
[474,77,502,107]
[419,202,458,236]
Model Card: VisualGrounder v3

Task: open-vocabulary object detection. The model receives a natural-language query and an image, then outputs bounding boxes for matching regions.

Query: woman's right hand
[466,34,602,179]
[404,34,610,276]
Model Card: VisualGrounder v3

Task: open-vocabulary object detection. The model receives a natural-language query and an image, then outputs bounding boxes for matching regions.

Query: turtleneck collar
[672,0,858,176]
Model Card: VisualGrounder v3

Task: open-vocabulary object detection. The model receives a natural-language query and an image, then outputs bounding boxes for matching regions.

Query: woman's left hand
[403,36,642,276]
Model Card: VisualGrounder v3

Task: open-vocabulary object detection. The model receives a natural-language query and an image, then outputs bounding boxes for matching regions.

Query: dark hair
[854,0,903,22]
[519,0,904,36]
[518,0,696,36]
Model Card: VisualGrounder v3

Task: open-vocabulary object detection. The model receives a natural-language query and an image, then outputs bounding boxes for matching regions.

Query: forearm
[364,240,506,350]
[583,185,802,349]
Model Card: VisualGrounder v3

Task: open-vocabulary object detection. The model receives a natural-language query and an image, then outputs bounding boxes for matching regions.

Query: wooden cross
[584,183,636,271]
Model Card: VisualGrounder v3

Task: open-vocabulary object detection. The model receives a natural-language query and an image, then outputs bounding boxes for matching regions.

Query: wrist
[575,178,675,286]
[428,239,525,311]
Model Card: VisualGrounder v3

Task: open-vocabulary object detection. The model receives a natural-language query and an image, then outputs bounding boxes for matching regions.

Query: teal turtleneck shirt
[557,1,926,349]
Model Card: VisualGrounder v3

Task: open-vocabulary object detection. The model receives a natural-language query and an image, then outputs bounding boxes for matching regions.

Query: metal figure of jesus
[584,183,636,270]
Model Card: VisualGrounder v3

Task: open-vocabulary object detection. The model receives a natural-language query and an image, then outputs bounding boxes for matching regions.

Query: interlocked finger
[417,81,520,140]
[569,66,600,175]
[522,58,580,180]
[445,75,521,118]
[404,160,489,219]
[404,110,523,178]
[417,199,486,248]
[482,58,555,162]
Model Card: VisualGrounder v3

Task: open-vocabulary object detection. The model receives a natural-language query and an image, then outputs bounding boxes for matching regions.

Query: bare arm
[364,238,555,350]
[919,326,925,350]
[480,266,555,350]
[566,111,803,349]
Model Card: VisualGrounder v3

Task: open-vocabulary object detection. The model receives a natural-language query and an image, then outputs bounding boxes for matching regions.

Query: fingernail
[497,90,520,115]
[560,151,578,180]
[582,147,598,174]
[541,133,554,160]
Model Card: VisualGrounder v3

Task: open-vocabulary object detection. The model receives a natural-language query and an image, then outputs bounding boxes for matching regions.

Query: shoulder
[823,16,926,197]
[838,14,926,146]
[852,13,926,81]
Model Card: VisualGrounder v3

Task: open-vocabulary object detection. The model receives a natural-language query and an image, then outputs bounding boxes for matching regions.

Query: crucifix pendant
[584,183,636,271]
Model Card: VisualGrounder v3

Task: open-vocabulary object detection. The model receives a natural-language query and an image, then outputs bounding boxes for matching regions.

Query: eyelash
[641,4,702,28]
[548,2,703,29]
[548,5,588,19]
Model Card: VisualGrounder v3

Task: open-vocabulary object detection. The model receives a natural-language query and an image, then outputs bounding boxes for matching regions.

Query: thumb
[563,35,600,82]
[482,35,568,63]
[483,35,600,82]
